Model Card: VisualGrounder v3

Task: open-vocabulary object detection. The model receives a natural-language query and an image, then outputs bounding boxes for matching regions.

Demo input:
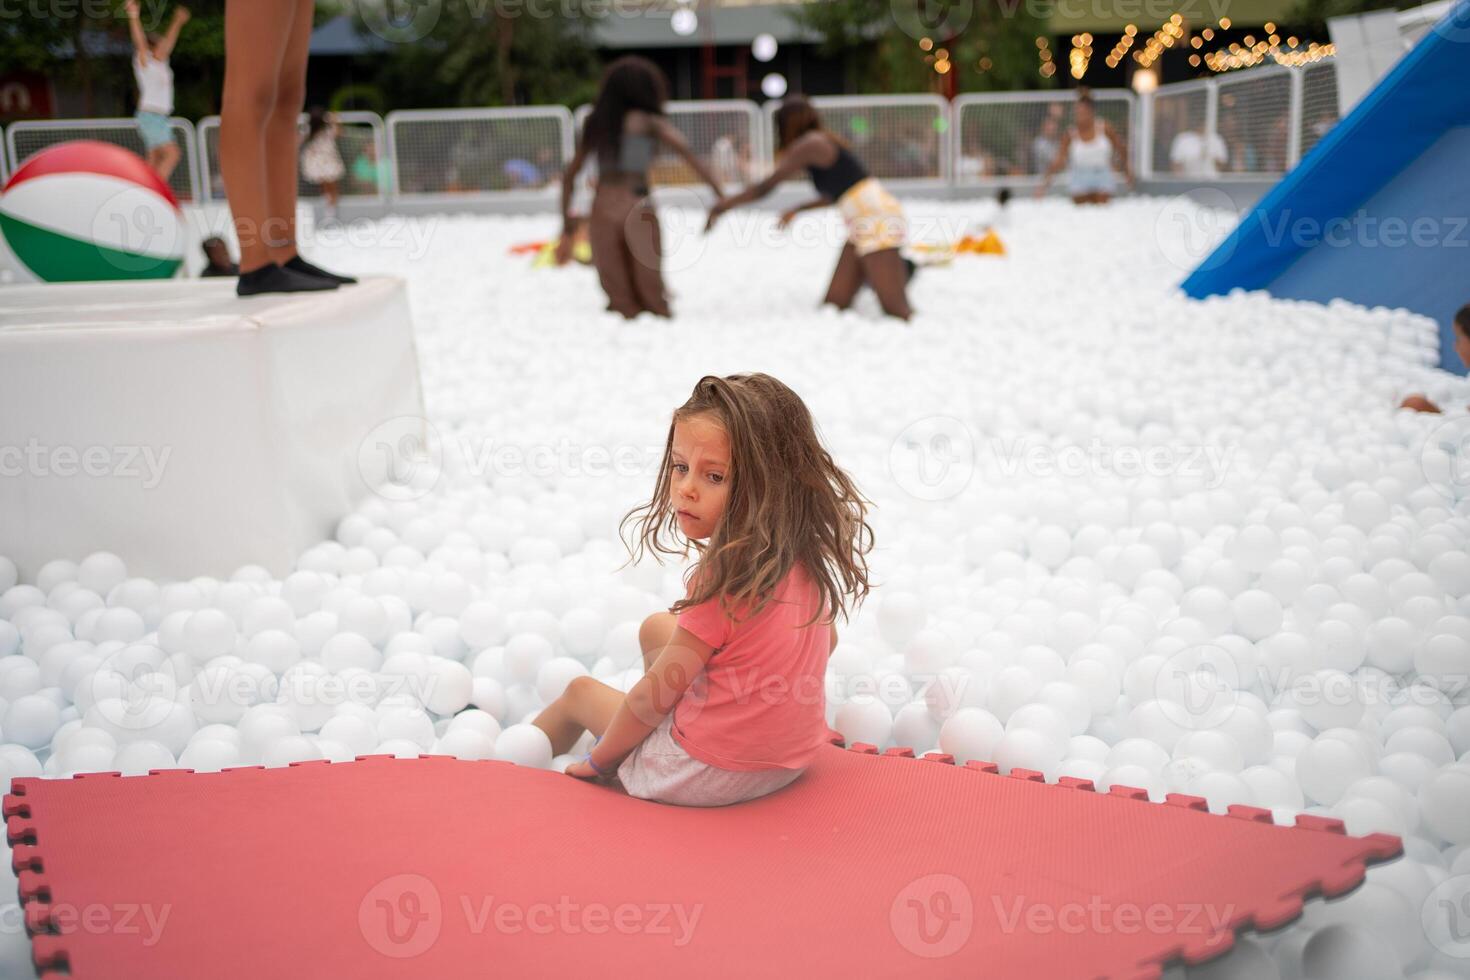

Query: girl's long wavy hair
[621,374,874,626]
[582,56,667,166]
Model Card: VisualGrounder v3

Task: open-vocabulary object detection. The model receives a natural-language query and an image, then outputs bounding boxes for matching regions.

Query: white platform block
[0,276,424,581]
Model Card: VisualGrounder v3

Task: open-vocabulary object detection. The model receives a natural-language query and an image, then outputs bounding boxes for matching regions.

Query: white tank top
[1068,128,1111,170]
[134,55,174,116]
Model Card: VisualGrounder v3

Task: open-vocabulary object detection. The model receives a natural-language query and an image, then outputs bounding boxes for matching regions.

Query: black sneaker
[285,255,358,285]
[236,263,340,296]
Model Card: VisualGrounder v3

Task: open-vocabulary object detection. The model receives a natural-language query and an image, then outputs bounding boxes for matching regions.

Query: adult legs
[219,0,295,273]
[822,243,863,310]
[590,202,644,318]
[263,0,316,266]
[858,247,913,320]
[624,198,670,317]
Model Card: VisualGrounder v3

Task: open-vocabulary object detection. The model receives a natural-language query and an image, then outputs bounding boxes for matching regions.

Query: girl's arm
[1035,132,1071,197]
[559,138,590,236]
[777,196,832,228]
[706,132,831,231]
[584,626,715,774]
[124,0,149,61]
[650,116,725,199]
[156,6,190,60]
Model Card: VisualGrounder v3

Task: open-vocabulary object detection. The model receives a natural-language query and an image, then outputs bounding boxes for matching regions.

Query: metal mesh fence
[1297,60,1340,160]
[1215,67,1294,175]
[763,95,951,188]
[1149,82,1214,178]
[4,118,200,202]
[953,91,1134,185]
[196,112,388,203]
[385,107,573,199]
[2,66,1340,207]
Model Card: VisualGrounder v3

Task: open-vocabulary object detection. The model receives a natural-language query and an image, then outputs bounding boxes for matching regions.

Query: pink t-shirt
[671,564,833,772]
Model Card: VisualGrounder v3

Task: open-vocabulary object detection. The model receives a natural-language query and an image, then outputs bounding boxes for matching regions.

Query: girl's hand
[564,757,605,780]
[124,0,140,17]
[777,208,799,229]
[704,202,728,233]
[174,5,191,22]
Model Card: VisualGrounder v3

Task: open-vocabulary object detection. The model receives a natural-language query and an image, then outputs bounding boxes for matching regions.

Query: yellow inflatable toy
[905,228,1006,266]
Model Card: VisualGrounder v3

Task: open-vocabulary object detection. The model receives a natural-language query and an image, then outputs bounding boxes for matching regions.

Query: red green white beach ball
[0,140,184,282]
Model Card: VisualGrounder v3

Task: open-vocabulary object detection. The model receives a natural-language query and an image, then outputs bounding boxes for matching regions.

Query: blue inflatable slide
[1182,0,1470,374]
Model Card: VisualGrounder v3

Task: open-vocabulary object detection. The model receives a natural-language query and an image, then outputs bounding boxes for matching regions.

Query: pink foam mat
[5,738,1401,979]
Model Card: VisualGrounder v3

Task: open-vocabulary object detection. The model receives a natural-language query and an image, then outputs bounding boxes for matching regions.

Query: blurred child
[199,237,239,277]
[533,374,873,806]
[1036,92,1133,204]
[125,0,189,182]
[706,95,913,320]
[1400,304,1470,413]
[300,107,346,222]
[558,57,726,318]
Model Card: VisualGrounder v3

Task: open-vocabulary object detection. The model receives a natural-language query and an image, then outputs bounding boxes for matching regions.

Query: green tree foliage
[791,0,1055,94]
[3,1,225,118]
[352,0,600,109]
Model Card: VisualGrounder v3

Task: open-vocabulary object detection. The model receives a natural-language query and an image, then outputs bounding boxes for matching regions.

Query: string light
[1070,32,1093,79]
[1134,14,1188,71]
[1105,28,1136,68]
[1202,37,1336,71]
[919,37,933,51]
[1037,36,1055,77]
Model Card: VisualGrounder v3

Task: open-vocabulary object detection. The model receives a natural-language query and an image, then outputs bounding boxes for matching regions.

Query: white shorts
[836,178,907,256]
[616,713,806,808]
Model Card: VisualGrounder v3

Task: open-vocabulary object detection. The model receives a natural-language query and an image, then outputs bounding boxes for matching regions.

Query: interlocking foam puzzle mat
[5,735,1401,979]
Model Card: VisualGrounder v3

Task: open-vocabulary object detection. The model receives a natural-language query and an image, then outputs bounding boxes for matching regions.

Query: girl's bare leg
[624,198,671,317]
[147,143,180,182]
[532,676,626,755]
[639,612,677,671]
[822,243,863,310]
[265,0,316,266]
[220,0,294,273]
[590,202,643,318]
[859,247,913,321]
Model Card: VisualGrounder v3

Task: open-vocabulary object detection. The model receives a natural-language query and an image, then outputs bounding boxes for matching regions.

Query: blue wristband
[585,736,610,776]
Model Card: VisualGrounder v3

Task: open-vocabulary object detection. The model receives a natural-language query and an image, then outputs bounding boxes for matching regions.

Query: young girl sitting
[300,107,346,223]
[705,95,913,320]
[532,373,874,807]
[558,57,727,319]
